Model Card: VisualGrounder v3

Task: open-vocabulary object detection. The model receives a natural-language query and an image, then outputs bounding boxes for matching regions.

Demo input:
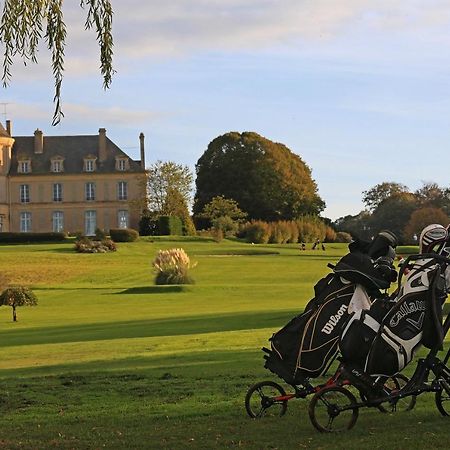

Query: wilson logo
[321,305,348,335]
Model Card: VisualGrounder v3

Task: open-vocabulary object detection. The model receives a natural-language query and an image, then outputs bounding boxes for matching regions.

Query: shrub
[335,231,353,243]
[139,216,159,236]
[74,237,117,253]
[212,216,238,237]
[287,221,299,243]
[109,228,139,242]
[211,227,224,243]
[94,228,108,241]
[0,232,66,243]
[152,248,196,285]
[242,221,271,244]
[269,222,283,244]
[182,215,197,236]
[324,226,337,243]
[158,216,183,236]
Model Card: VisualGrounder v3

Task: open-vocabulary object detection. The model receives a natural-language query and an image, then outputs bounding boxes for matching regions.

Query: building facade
[0,121,146,234]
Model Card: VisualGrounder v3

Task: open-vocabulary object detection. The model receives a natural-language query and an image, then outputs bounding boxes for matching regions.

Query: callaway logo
[321,304,347,335]
[389,300,426,328]
[406,312,425,331]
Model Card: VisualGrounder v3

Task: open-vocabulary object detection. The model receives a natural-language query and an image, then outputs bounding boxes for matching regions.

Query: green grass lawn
[0,238,448,449]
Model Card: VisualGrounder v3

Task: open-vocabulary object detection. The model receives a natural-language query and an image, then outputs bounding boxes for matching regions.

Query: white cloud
[7,101,165,126]
[6,1,450,80]
[106,0,450,57]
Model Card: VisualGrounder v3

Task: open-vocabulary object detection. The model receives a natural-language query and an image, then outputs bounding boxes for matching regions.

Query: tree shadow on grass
[118,286,188,294]
[0,309,299,348]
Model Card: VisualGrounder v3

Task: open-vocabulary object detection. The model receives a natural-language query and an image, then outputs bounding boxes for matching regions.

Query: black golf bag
[263,231,398,386]
[340,255,448,377]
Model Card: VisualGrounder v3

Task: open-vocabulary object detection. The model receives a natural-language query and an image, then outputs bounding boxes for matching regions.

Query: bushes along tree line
[335,181,450,244]
[239,217,337,244]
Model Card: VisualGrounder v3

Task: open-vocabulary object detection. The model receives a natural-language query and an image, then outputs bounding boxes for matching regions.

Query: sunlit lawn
[0,238,449,449]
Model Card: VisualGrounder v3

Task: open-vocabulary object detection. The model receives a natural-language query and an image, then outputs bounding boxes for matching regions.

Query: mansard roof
[10,134,145,175]
[0,123,10,138]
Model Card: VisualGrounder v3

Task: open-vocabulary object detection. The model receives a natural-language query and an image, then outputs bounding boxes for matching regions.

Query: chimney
[98,128,107,162]
[6,120,11,136]
[139,132,145,169]
[34,129,43,154]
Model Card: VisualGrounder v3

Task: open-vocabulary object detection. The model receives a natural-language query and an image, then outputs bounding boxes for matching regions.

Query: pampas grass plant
[152,248,196,285]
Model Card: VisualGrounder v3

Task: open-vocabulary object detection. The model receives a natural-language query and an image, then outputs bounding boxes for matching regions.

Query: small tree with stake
[0,286,37,322]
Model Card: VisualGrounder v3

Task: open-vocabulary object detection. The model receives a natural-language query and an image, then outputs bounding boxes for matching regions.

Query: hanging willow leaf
[0,0,114,125]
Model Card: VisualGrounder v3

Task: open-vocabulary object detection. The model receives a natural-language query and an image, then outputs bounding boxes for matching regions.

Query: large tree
[194,132,324,221]
[0,0,114,125]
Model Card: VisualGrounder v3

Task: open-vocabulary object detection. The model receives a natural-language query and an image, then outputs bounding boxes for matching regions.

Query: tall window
[19,160,31,173]
[117,181,128,200]
[85,182,96,201]
[85,210,96,236]
[20,184,30,203]
[20,212,31,232]
[118,210,129,229]
[53,183,63,202]
[52,211,64,232]
[0,215,3,232]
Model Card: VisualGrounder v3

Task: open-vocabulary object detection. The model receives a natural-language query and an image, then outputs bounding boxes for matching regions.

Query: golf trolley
[307,323,450,432]
[307,252,450,432]
[245,360,416,420]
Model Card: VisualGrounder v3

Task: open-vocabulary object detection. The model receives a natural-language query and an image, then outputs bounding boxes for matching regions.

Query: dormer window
[116,157,129,171]
[18,159,31,174]
[84,157,97,172]
[51,156,64,173]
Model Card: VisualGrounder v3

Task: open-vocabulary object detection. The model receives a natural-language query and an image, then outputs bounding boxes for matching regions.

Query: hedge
[158,216,183,236]
[0,232,67,243]
[109,228,139,242]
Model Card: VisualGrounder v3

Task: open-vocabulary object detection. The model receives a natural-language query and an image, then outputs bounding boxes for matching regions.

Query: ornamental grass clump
[152,248,196,285]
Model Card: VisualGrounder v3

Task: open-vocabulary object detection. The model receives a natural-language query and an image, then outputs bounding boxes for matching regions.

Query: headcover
[419,224,448,254]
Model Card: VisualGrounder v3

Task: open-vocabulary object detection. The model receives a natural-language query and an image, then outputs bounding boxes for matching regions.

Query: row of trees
[335,182,450,244]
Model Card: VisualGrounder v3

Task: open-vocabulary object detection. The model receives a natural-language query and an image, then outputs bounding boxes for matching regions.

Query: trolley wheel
[435,378,450,416]
[377,374,417,413]
[245,381,288,418]
[308,385,359,432]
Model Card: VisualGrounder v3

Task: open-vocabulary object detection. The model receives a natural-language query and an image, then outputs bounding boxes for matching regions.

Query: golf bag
[340,255,448,377]
[263,231,397,386]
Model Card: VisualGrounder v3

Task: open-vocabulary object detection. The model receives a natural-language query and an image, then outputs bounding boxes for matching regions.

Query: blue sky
[2,0,450,219]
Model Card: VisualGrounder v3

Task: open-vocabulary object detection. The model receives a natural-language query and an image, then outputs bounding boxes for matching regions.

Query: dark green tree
[194,132,324,221]
[201,195,247,237]
[369,192,417,243]
[334,211,372,240]
[0,0,114,125]
[201,196,247,222]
